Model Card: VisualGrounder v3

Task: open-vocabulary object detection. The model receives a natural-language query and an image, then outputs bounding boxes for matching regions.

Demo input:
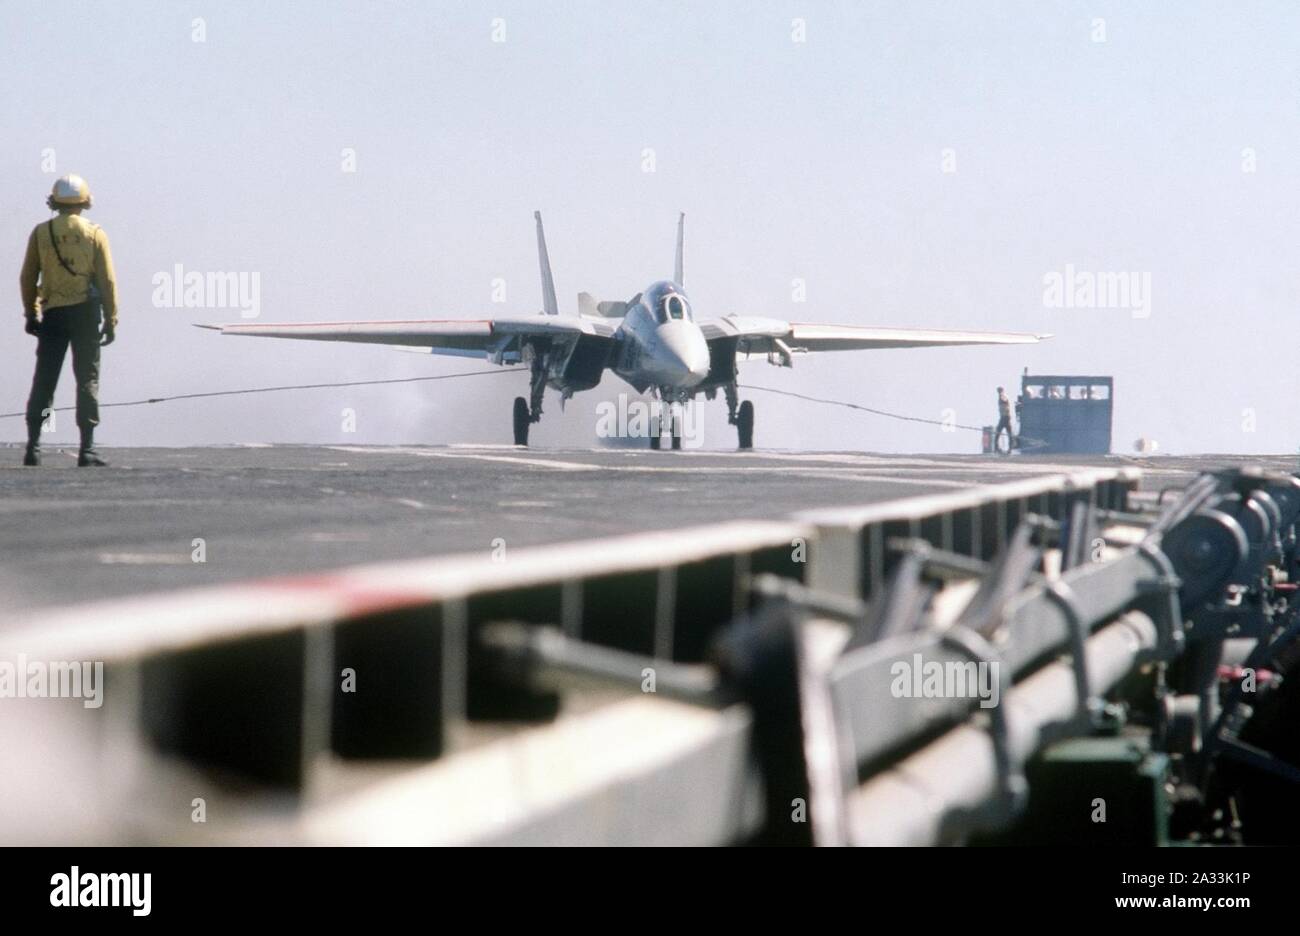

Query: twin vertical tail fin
[534,210,559,315]
[536,210,684,314]
[674,211,685,287]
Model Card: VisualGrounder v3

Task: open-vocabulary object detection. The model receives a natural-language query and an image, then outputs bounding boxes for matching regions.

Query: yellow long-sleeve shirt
[19,212,118,326]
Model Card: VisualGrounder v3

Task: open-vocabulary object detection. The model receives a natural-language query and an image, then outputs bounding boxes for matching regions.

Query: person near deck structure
[994,386,1014,454]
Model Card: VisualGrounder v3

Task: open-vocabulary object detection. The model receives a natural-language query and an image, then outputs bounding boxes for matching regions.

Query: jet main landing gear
[512,397,531,446]
[513,357,548,446]
[725,382,754,450]
[736,400,754,450]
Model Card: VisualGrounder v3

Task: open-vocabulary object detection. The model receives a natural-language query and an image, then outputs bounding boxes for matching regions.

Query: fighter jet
[204,213,1048,449]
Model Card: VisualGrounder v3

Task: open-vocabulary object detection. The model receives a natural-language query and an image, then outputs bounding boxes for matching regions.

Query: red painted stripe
[254,573,436,618]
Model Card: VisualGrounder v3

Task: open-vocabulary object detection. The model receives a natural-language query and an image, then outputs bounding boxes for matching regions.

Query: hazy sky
[2,1,1296,453]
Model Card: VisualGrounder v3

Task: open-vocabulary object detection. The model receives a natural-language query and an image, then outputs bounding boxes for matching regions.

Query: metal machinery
[469,467,1300,844]
[5,466,1300,845]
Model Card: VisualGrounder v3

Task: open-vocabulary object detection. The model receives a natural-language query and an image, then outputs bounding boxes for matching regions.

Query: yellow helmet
[47,174,92,208]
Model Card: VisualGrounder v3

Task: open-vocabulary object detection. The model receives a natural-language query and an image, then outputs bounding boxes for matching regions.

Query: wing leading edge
[701,314,1050,356]
[199,315,618,361]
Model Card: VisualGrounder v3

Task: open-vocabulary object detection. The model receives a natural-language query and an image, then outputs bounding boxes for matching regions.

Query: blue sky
[2,1,1296,452]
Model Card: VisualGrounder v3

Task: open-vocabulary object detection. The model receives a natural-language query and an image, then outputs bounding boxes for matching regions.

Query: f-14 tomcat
[204,213,1048,448]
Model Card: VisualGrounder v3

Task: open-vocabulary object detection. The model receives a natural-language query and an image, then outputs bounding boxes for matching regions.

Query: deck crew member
[994,386,1014,454]
[18,174,117,467]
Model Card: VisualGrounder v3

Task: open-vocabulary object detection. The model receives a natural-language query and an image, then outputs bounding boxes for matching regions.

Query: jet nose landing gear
[648,401,684,450]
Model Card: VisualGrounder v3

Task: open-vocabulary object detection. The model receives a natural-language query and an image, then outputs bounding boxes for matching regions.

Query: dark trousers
[994,414,1013,451]
[25,301,101,442]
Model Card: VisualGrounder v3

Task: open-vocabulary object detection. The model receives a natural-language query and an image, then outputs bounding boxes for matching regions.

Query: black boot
[22,440,39,467]
[78,427,108,468]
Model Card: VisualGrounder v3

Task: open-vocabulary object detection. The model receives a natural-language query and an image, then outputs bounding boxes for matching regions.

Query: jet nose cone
[659,323,711,387]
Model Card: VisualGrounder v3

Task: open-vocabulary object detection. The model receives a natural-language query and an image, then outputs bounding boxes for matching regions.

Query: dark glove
[24,314,39,336]
[100,321,116,346]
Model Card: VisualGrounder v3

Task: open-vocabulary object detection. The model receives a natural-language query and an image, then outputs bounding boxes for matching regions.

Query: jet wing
[701,315,1049,357]
[199,315,618,361]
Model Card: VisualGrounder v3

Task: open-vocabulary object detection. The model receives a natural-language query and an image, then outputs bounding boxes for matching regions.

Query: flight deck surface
[0,444,1288,615]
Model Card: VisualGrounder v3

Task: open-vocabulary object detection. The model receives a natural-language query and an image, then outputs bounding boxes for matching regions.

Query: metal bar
[848,611,1158,846]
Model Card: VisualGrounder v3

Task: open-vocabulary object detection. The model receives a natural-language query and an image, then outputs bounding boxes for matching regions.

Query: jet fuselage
[610,280,711,395]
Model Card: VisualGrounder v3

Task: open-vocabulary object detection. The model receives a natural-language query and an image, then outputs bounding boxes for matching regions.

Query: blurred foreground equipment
[4,466,1300,844]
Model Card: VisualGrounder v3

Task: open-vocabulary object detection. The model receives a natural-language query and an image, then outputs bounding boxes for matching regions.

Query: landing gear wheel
[737,400,754,450]
[513,397,530,446]
[670,407,682,450]
[649,407,665,449]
